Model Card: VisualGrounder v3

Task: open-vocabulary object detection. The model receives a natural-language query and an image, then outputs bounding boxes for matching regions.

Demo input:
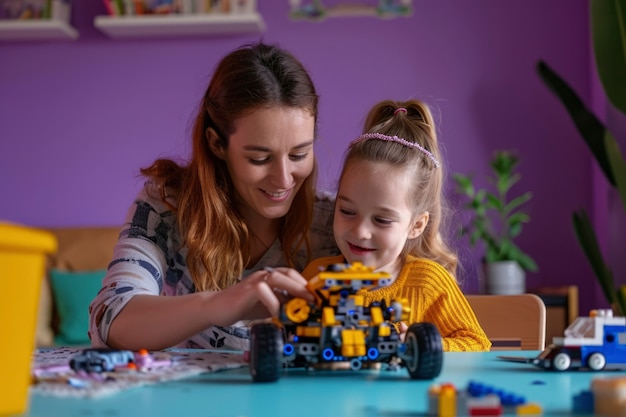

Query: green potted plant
[536,0,626,315]
[453,150,539,294]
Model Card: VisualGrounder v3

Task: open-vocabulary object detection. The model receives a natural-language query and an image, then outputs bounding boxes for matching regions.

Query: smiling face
[333,159,428,277]
[212,106,315,224]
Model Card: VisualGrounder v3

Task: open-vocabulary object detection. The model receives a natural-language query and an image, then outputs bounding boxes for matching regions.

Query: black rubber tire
[249,323,284,382]
[403,322,443,379]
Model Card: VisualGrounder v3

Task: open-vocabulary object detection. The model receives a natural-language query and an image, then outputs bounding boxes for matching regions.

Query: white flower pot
[485,261,526,295]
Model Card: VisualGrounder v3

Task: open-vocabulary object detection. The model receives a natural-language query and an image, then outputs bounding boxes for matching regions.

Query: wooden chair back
[466,294,546,351]
[529,285,579,345]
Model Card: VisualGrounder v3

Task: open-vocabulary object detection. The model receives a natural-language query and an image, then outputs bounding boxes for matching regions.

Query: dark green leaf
[536,61,616,186]
[572,210,616,304]
[616,286,626,317]
[516,252,539,272]
[508,222,522,239]
[504,193,532,215]
[506,243,538,272]
[605,130,626,211]
[485,248,498,263]
[591,0,626,114]
[452,174,474,196]
[507,212,530,226]
[502,173,521,195]
[499,239,512,257]
[469,229,482,246]
[510,226,523,240]
[491,151,517,175]
[485,193,502,211]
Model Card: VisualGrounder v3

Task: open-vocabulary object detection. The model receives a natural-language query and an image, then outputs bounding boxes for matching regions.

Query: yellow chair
[466,294,546,351]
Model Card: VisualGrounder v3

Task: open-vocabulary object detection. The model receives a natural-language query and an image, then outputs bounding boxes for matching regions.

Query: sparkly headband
[349,133,440,168]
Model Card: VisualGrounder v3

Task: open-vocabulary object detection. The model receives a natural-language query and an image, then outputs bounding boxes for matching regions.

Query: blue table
[23,351,620,416]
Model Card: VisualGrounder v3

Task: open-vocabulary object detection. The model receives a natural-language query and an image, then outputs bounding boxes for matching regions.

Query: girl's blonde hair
[141,43,319,291]
[343,99,458,277]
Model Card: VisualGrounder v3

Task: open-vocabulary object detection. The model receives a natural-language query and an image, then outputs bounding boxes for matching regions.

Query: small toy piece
[133,348,172,371]
[572,389,594,414]
[32,363,72,379]
[516,403,543,416]
[591,377,626,417]
[249,262,443,382]
[427,381,542,416]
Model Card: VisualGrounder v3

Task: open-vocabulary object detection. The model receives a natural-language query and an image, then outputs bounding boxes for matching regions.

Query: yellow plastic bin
[0,223,57,416]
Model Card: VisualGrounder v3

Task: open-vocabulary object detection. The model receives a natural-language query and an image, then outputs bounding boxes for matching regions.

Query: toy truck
[532,309,626,371]
[69,348,135,373]
[249,262,443,382]
[68,348,171,373]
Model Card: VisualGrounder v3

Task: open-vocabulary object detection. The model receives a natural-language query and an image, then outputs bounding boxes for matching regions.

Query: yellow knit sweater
[302,255,492,352]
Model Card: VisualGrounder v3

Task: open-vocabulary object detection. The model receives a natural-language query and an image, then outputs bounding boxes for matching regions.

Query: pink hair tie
[394,108,407,115]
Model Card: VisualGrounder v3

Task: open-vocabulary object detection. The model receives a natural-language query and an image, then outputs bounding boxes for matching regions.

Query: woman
[88,42,339,351]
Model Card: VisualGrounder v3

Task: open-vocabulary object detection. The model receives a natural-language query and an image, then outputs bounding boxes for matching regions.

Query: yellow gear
[284,298,311,323]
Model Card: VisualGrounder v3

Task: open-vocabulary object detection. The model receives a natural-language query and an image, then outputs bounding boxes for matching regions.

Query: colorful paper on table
[32,347,246,398]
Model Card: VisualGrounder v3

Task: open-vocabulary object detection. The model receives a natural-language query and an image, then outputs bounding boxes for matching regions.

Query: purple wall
[1,1,606,313]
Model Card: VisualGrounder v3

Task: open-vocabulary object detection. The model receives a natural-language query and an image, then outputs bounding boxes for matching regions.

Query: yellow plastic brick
[516,403,543,415]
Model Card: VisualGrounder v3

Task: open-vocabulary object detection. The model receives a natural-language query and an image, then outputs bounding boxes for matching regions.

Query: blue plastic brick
[572,390,594,414]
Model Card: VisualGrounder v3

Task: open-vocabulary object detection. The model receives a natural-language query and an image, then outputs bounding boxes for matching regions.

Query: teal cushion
[49,269,106,346]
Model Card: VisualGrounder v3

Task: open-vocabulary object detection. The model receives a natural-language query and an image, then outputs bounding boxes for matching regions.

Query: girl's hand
[398,322,408,342]
[211,267,314,326]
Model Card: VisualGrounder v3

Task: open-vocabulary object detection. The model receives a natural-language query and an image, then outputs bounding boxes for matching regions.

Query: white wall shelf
[0,20,78,41]
[94,13,265,39]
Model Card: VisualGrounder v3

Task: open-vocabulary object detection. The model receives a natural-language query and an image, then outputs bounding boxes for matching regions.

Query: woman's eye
[290,153,308,161]
[339,208,355,216]
[249,153,308,165]
[249,157,270,165]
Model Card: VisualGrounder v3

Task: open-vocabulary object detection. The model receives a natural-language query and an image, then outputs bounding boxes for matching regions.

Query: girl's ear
[207,127,226,159]
[408,212,429,239]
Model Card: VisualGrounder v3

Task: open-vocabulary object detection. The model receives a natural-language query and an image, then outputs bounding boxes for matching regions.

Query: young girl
[302,99,491,352]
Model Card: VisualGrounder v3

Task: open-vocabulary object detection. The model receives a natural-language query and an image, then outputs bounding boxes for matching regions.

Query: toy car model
[249,262,443,382]
[532,309,626,371]
[69,348,135,373]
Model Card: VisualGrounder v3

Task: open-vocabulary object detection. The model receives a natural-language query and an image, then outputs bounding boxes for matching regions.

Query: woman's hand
[106,267,313,350]
[211,267,314,326]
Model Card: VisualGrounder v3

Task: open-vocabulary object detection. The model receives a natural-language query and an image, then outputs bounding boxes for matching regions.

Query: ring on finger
[273,287,288,297]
